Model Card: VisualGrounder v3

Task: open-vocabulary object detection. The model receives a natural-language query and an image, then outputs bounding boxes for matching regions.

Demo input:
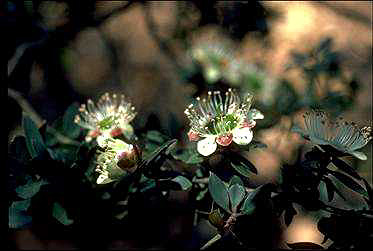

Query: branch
[94,1,135,26]
[141,2,184,74]
[8,88,44,127]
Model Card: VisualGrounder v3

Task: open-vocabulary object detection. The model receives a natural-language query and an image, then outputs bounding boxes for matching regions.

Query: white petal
[350,151,367,160]
[197,137,217,156]
[232,127,253,145]
[248,109,264,120]
[97,174,114,184]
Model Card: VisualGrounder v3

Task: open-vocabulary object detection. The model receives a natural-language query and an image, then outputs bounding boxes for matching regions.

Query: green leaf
[322,178,346,202]
[48,144,79,166]
[240,184,266,214]
[286,242,324,250]
[9,136,30,163]
[330,171,367,197]
[62,103,81,139]
[196,188,208,201]
[331,157,361,180]
[52,202,73,225]
[229,175,244,187]
[23,115,46,158]
[229,184,246,211]
[172,176,192,191]
[228,152,258,175]
[172,148,204,164]
[231,163,253,178]
[16,179,48,199]
[146,130,167,144]
[208,173,230,213]
[9,199,32,228]
[284,203,297,226]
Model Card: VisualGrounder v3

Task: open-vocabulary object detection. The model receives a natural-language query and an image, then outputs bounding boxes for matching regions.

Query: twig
[8,88,80,146]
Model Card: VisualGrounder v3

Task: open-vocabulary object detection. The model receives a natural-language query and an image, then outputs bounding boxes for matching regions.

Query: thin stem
[8,88,44,127]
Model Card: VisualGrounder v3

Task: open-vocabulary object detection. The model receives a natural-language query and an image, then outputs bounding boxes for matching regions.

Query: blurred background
[6,1,372,249]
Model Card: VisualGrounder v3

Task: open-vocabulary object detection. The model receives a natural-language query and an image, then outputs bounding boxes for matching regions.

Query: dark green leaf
[329,171,367,196]
[229,184,246,211]
[171,176,192,191]
[208,173,230,213]
[146,130,167,144]
[231,163,253,178]
[228,152,258,175]
[287,242,324,250]
[274,81,299,115]
[284,203,297,227]
[196,188,208,201]
[362,178,373,203]
[9,199,32,228]
[52,202,73,225]
[62,103,81,139]
[331,157,361,180]
[240,185,263,214]
[23,115,46,158]
[9,136,30,164]
[16,179,48,199]
[229,175,244,187]
[172,148,204,164]
[322,178,346,201]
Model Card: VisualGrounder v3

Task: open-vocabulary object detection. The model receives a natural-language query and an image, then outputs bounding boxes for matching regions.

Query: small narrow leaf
[228,184,246,211]
[228,152,258,175]
[23,115,46,158]
[16,179,48,199]
[172,176,192,191]
[52,202,73,225]
[9,200,32,229]
[362,178,373,203]
[322,177,346,201]
[208,173,230,213]
[330,171,367,196]
[331,157,361,180]
[231,163,253,178]
[62,103,81,138]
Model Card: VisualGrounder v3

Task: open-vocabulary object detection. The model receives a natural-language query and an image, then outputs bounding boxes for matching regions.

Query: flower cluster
[301,110,372,160]
[184,89,264,156]
[190,40,269,92]
[95,138,139,184]
[74,93,136,147]
[190,41,234,83]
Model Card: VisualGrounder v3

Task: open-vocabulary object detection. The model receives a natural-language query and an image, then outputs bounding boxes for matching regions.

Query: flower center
[98,116,117,130]
[206,114,239,135]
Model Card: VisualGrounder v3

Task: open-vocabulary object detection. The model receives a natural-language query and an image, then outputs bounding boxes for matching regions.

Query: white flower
[184,89,264,156]
[95,139,139,184]
[300,110,372,160]
[74,93,136,146]
[190,42,234,83]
